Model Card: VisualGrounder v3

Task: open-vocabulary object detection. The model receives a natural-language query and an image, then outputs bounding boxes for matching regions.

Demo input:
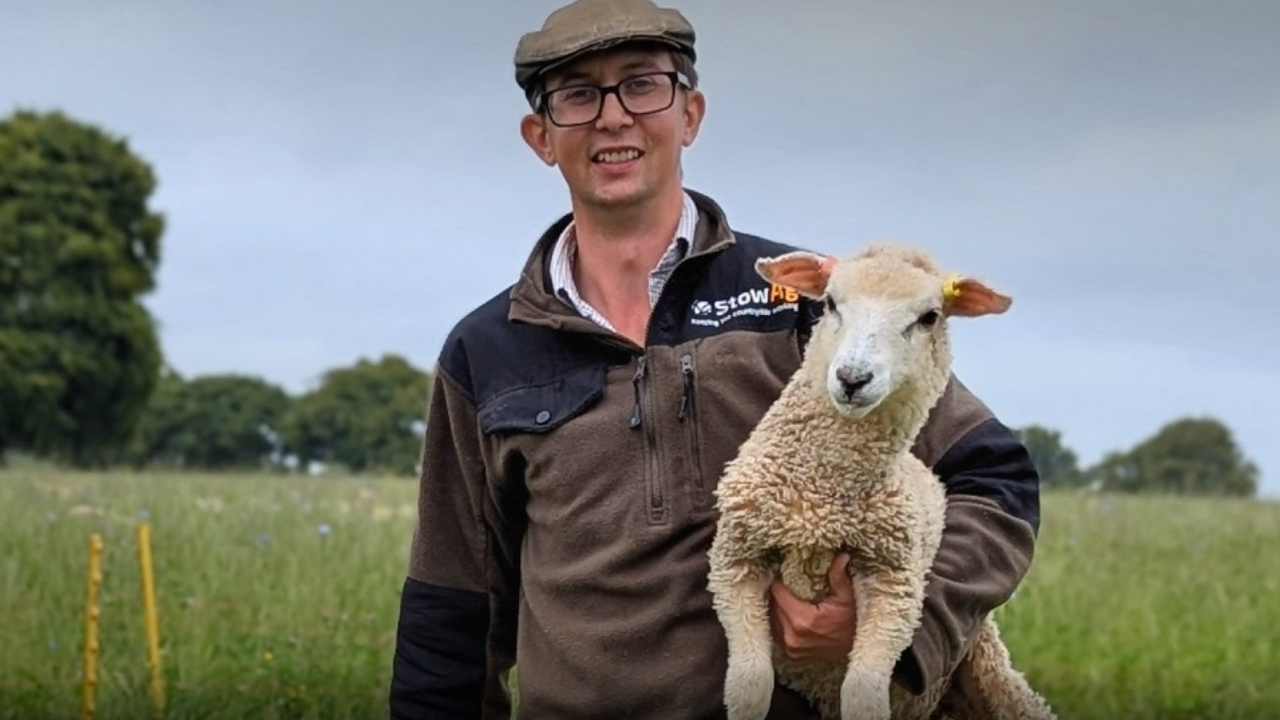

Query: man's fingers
[769,581,800,656]
[771,580,818,626]
[769,578,805,608]
[771,590,811,660]
[826,552,855,601]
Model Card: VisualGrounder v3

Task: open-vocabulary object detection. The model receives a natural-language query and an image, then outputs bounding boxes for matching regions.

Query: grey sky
[3,0,1277,495]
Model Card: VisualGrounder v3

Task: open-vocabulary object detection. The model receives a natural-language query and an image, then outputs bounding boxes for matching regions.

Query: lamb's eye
[917,310,940,328]
[824,296,839,315]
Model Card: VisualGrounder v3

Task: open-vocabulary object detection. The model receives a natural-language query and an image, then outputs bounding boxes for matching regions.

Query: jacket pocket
[477,365,606,435]
[677,352,710,510]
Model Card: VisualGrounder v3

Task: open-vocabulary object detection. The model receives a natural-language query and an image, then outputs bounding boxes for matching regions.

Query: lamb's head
[757,243,1011,420]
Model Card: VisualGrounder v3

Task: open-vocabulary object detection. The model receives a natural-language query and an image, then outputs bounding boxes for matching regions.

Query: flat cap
[514,0,696,94]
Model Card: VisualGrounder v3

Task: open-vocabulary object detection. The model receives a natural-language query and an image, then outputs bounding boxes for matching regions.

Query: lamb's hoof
[724,655,775,720]
[840,669,891,720]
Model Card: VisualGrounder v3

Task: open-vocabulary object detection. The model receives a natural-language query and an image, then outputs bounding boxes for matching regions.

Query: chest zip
[630,356,667,524]
[677,354,706,505]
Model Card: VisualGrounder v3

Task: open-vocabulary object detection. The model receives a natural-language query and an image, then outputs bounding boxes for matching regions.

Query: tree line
[124,355,431,475]
[1014,419,1258,497]
[0,110,1262,494]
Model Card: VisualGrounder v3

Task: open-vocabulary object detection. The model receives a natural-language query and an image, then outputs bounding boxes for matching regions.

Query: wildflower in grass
[318,523,332,537]
[45,511,57,522]
[263,651,275,662]
[255,532,272,548]
[138,509,150,521]
[195,497,224,513]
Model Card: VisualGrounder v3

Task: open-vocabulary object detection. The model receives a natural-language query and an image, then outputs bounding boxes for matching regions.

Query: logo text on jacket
[690,284,799,328]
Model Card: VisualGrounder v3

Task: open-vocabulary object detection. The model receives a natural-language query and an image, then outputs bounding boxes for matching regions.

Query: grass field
[2,468,1277,719]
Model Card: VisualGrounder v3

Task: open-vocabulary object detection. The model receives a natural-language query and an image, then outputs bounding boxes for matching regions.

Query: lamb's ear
[942,274,1012,317]
[755,251,838,299]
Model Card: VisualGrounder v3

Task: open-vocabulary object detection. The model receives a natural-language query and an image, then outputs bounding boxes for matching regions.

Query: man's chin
[583,182,649,208]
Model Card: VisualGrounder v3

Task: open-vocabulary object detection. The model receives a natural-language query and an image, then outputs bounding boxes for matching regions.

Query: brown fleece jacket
[388,190,1040,720]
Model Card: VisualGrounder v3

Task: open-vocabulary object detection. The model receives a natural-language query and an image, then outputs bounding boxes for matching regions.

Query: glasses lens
[547,86,602,126]
[546,73,677,126]
[618,74,675,115]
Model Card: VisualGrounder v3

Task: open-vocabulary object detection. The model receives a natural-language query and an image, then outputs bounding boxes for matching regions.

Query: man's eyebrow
[549,59,668,89]
[550,70,594,86]
[619,58,663,72]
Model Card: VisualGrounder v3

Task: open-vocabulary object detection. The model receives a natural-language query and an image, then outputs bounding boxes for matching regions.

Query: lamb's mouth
[828,383,889,417]
[592,149,643,164]
[831,396,880,418]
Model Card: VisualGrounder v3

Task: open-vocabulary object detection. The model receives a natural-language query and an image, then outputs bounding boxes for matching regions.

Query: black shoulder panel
[651,232,825,345]
[435,231,825,429]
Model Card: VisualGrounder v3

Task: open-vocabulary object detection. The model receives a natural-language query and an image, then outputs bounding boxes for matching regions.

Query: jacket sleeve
[389,368,520,719]
[894,376,1041,694]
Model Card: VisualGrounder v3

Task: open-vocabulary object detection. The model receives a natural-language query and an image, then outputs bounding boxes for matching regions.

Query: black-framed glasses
[536,71,691,127]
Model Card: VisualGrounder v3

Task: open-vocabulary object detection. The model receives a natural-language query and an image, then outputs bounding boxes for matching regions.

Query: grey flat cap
[514,0,696,96]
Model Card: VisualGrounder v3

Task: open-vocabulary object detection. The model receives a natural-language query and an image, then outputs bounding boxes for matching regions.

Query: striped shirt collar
[549,191,699,332]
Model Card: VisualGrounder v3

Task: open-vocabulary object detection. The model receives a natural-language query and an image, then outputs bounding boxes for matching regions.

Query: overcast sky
[3,0,1277,495]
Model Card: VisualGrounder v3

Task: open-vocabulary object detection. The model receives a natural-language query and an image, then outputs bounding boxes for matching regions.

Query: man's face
[520,46,705,211]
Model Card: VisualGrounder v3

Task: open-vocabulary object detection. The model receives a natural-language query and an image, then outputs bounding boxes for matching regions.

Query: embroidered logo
[690,284,799,328]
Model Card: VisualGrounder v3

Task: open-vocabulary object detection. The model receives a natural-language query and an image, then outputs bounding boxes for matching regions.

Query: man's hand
[768,553,858,663]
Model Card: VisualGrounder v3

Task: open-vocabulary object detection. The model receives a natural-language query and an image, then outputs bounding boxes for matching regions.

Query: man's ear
[755,251,837,298]
[521,113,556,166]
[681,89,705,148]
[941,275,1013,317]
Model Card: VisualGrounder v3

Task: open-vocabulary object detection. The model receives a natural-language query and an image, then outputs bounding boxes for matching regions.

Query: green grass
[1,468,416,720]
[2,468,1277,719]
[995,492,1280,719]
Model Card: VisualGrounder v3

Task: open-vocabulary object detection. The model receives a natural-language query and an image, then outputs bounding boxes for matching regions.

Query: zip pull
[678,354,693,422]
[630,356,646,429]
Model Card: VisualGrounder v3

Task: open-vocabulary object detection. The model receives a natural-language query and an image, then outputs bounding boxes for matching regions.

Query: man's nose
[596,92,633,129]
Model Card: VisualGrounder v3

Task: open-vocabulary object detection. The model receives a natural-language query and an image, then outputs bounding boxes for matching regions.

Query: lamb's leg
[945,618,1057,720]
[710,559,777,720]
[840,568,922,720]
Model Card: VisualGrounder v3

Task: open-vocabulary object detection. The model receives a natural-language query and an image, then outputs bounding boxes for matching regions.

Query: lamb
[707,243,1055,720]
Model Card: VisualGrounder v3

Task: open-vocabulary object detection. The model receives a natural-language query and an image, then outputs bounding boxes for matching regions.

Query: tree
[1087,416,1258,497]
[0,110,164,466]
[126,371,291,470]
[283,354,431,476]
[1014,424,1084,488]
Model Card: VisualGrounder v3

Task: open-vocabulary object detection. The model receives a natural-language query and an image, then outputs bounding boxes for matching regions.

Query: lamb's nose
[837,368,873,399]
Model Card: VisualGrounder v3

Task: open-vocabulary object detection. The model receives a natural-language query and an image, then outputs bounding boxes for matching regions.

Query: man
[388,1,1041,718]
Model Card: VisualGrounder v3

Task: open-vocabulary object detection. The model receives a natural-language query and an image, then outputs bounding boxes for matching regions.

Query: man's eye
[622,76,659,95]
[560,88,598,105]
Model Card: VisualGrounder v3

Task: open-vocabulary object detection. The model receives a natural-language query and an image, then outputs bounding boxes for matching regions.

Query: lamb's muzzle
[833,367,873,404]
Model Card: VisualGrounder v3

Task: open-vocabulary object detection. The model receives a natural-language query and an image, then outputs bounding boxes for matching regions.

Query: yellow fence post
[82,534,103,720]
[136,523,165,717]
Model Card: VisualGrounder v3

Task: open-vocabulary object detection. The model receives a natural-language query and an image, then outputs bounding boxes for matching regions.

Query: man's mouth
[592,148,642,164]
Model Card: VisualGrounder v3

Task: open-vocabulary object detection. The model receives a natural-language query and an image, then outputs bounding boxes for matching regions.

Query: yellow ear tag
[942,275,964,301]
